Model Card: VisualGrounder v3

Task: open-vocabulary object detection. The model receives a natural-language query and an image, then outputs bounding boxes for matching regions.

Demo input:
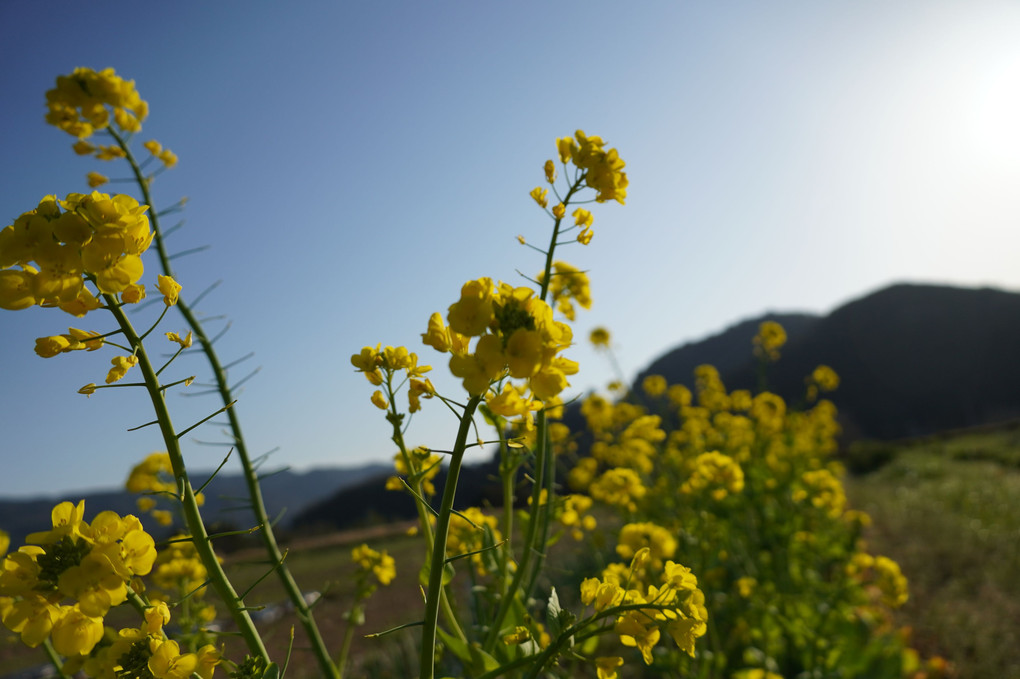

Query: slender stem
[104,296,269,664]
[484,179,586,653]
[419,394,481,679]
[41,639,70,679]
[386,380,468,646]
[109,128,339,679]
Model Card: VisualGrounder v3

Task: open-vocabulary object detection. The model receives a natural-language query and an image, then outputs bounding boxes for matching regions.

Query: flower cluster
[0,501,156,657]
[423,279,577,414]
[580,549,708,664]
[444,507,502,577]
[45,67,148,139]
[752,320,787,362]
[537,261,591,322]
[70,602,218,679]
[806,364,840,401]
[0,192,155,312]
[351,544,396,587]
[567,322,925,676]
[350,344,433,412]
[847,553,909,608]
[555,130,629,205]
[679,451,745,501]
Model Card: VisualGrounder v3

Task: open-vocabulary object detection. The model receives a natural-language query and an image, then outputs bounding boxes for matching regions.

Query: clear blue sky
[2,1,1020,498]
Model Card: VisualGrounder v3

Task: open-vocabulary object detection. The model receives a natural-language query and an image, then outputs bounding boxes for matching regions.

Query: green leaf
[546,587,563,637]
[436,628,501,673]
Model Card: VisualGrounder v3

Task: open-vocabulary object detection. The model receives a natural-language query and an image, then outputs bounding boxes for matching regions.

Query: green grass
[844,429,1020,679]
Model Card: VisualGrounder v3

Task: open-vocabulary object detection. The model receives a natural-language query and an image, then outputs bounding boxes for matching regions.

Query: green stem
[419,394,481,679]
[109,128,339,679]
[105,297,269,664]
[496,426,516,596]
[42,639,70,679]
[386,382,468,646]
[336,597,362,678]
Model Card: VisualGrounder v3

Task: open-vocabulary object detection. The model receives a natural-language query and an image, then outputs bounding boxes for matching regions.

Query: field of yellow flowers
[0,67,963,679]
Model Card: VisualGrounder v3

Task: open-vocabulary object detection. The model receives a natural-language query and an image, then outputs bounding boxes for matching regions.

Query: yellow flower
[351,344,381,373]
[34,334,79,358]
[642,374,667,397]
[596,656,624,679]
[105,355,138,384]
[158,149,178,168]
[544,159,556,183]
[166,331,193,348]
[447,278,494,337]
[45,67,148,139]
[86,172,108,188]
[156,275,181,306]
[35,605,84,651]
[78,383,97,396]
[421,311,453,353]
[577,227,594,245]
[616,611,660,665]
[351,544,396,585]
[573,208,593,227]
[556,136,576,163]
[529,186,549,208]
[811,364,840,392]
[589,327,611,347]
[503,626,532,645]
[370,390,388,410]
[753,321,787,361]
[0,268,39,310]
[552,203,566,219]
[72,141,95,156]
[148,638,199,679]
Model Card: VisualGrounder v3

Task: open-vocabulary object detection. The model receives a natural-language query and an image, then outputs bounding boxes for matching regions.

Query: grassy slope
[843,428,1020,679]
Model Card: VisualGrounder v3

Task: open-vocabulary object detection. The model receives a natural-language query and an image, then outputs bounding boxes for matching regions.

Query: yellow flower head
[105,355,138,384]
[589,327,611,348]
[753,321,787,362]
[543,159,556,184]
[156,275,181,306]
[529,186,549,208]
[45,67,148,139]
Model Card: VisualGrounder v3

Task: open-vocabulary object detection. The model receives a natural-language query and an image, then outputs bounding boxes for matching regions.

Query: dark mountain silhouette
[645,283,1020,440]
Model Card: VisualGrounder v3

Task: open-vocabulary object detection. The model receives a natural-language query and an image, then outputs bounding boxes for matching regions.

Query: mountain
[0,464,389,547]
[636,282,1020,440]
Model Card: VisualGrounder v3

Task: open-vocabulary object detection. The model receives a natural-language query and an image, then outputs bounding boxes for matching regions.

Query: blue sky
[2,1,1020,498]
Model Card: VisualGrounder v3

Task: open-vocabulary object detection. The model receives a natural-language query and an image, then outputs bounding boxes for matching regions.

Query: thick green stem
[109,128,339,679]
[419,394,481,679]
[105,298,269,664]
[386,386,467,646]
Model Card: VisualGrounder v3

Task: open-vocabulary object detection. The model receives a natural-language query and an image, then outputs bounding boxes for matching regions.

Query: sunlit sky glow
[2,1,1020,498]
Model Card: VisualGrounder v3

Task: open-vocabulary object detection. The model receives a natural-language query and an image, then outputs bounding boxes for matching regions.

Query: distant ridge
[0,464,389,547]
[636,282,1020,440]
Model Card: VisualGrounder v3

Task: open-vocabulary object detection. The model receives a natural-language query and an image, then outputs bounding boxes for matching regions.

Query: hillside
[643,283,1020,440]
